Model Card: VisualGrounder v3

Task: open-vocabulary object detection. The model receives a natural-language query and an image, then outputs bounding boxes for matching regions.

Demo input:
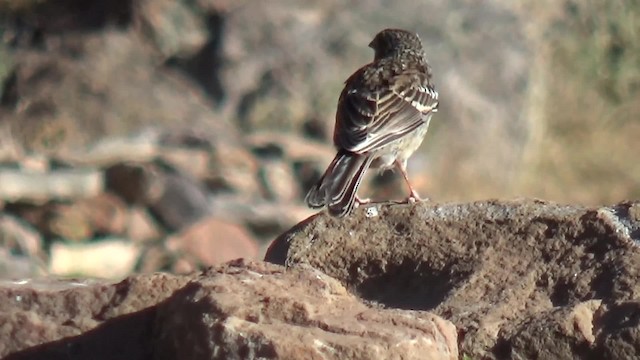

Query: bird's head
[368,28,424,61]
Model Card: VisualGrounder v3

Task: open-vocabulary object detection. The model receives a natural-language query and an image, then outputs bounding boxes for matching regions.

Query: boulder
[0,261,457,360]
[266,199,640,358]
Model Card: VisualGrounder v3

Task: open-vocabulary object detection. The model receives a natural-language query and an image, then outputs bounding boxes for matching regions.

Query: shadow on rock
[4,307,157,360]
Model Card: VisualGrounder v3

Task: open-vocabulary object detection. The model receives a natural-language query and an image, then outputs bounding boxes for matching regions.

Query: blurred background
[0,0,638,279]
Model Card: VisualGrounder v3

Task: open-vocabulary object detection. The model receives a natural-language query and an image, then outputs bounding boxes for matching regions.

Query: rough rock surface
[154,261,457,360]
[0,260,457,360]
[265,199,640,359]
[0,273,190,360]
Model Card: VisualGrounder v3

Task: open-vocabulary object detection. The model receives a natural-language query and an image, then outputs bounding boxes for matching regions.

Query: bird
[305,28,439,217]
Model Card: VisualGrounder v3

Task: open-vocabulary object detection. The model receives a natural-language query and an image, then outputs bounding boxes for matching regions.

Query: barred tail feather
[304,150,373,218]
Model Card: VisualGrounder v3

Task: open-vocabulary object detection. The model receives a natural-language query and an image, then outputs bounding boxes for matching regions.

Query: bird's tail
[305,150,373,217]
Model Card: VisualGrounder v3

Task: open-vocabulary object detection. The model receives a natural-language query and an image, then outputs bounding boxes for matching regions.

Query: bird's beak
[368,40,375,49]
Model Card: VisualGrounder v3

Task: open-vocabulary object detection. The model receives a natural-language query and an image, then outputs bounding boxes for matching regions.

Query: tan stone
[159,147,210,179]
[49,239,140,278]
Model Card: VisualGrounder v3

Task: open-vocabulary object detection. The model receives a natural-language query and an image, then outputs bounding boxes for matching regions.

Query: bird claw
[405,190,428,203]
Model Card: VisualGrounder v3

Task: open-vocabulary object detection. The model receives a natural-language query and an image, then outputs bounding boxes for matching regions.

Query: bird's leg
[354,195,372,207]
[395,160,422,203]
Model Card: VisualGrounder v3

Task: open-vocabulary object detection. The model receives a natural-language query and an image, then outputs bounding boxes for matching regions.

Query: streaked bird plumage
[305,28,439,217]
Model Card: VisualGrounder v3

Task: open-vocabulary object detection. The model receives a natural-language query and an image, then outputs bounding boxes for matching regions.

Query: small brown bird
[305,28,439,217]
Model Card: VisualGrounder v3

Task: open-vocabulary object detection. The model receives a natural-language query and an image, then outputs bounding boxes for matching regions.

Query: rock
[154,261,458,360]
[49,238,140,278]
[166,217,259,270]
[63,135,160,167]
[3,28,234,155]
[126,206,163,244]
[106,162,212,231]
[245,132,337,199]
[137,244,173,273]
[136,0,208,58]
[159,147,210,179]
[594,301,640,360]
[144,163,213,231]
[247,132,335,163]
[0,261,457,359]
[257,160,300,202]
[265,199,640,358]
[82,193,129,236]
[496,300,602,359]
[46,193,128,241]
[47,203,93,241]
[0,273,190,359]
[18,155,50,172]
[0,214,44,261]
[105,162,149,204]
[5,193,128,242]
[0,167,103,203]
[209,196,315,242]
[0,248,44,279]
[206,141,261,197]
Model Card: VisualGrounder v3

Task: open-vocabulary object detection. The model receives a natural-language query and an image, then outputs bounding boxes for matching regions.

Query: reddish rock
[4,194,127,242]
[154,261,458,360]
[0,261,456,359]
[0,273,190,359]
[126,206,163,244]
[166,217,259,270]
[47,202,93,241]
[47,193,128,241]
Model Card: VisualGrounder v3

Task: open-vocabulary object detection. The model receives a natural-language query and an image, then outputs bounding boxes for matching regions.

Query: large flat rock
[0,261,456,360]
[154,261,457,360]
[265,199,640,359]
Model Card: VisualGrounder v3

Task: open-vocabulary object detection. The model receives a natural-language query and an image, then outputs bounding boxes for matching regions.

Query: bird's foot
[354,197,372,208]
[405,190,428,203]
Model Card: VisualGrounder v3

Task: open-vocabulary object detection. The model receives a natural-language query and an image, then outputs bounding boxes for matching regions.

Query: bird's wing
[334,70,439,154]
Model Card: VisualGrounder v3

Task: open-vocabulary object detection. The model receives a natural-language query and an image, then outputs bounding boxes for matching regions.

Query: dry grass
[514,0,640,204]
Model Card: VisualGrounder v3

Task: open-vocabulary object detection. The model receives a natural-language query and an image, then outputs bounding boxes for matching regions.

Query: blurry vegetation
[0,0,637,204]
[516,0,640,204]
